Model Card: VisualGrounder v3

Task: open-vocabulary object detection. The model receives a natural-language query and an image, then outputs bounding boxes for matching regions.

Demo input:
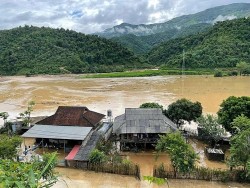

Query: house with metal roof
[113,108,178,150]
[22,106,108,166]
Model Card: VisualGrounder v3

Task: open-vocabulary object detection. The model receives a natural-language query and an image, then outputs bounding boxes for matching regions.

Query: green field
[80,69,213,78]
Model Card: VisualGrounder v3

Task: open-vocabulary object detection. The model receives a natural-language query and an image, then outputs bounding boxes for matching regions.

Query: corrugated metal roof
[74,131,102,161]
[113,108,178,134]
[22,125,92,140]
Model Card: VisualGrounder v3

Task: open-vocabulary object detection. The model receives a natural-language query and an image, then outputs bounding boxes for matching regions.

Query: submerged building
[22,106,112,167]
[113,108,178,150]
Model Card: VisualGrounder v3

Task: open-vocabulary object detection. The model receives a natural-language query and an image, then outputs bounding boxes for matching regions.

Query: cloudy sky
[0,0,249,33]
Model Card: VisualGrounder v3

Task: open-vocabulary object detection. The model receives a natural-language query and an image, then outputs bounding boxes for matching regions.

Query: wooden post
[64,139,66,154]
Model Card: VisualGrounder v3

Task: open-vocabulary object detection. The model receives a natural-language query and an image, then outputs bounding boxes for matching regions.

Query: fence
[153,165,250,183]
[74,161,140,180]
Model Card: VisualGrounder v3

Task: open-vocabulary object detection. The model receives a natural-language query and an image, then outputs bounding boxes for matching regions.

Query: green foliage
[19,101,35,127]
[143,176,168,186]
[228,127,250,173]
[0,135,22,159]
[214,70,223,77]
[231,114,250,132]
[197,115,225,145]
[156,132,198,173]
[81,69,213,78]
[139,102,163,110]
[0,152,58,188]
[147,18,250,68]
[0,26,143,75]
[217,96,250,132]
[236,61,250,75]
[112,23,211,55]
[96,139,115,155]
[165,98,202,127]
[88,149,107,165]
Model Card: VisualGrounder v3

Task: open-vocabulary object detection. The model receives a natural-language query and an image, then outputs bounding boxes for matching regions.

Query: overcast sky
[0,0,249,34]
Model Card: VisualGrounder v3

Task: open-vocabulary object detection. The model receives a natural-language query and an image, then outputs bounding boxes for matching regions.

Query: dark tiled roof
[36,106,105,127]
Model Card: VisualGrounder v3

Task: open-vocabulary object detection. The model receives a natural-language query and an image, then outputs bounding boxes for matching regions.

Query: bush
[214,70,223,77]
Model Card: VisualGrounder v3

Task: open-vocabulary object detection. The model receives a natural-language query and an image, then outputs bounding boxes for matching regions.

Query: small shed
[205,147,225,161]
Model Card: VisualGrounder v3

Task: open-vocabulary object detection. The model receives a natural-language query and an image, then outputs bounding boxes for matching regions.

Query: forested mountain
[98,3,250,54]
[0,26,144,75]
[147,18,250,68]
[112,23,211,54]
[97,3,250,38]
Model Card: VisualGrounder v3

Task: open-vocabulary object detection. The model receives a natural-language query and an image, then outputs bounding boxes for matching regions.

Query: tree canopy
[147,18,250,68]
[197,115,225,146]
[0,26,144,75]
[0,135,22,159]
[217,96,250,132]
[139,102,163,110]
[156,132,198,174]
[165,98,202,127]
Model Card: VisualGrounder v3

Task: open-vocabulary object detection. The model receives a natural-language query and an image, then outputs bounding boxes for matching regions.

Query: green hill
[112,23,211,54]
[147,18,250,68]
[0,26,144,75]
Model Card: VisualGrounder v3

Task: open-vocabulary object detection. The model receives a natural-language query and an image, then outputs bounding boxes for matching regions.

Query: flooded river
[1,75,250,187]
[0,75,249,118]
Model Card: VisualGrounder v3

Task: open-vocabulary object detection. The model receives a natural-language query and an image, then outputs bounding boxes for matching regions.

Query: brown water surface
[0,75,249,118]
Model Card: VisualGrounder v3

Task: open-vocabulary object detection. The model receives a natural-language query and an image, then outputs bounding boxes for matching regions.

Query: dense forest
[147,18,250,68]
[112,23,211,54]
[0,18,249,75]
[0,26,145,75]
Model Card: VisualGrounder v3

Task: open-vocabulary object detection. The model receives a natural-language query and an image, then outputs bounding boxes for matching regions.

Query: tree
[0,135,22,159]
[228,127,250,172]
[197,115,225,146]
[19,101,35,127]
[88,149,107,165]
[0,152,58,188]
[217,96,250,132]
[231,114,250,132]
[236,61,249,76]
[139,102,163,110]
[156,132,198,175]
[165,98,202,128]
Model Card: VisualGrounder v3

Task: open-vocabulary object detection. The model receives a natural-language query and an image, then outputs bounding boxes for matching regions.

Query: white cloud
[0,0,249,33]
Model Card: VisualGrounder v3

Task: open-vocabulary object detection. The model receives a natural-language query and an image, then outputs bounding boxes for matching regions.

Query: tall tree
[217,96,250,132]
[165,98,202,128]
[156,132,198,176]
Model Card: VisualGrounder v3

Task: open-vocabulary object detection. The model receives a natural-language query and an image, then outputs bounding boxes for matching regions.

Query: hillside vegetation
[147,18,250,68]
[0,26,144,75]
[112,23,211,54]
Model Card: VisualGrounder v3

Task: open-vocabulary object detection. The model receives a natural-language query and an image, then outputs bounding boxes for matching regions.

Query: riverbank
[80,69,213,78]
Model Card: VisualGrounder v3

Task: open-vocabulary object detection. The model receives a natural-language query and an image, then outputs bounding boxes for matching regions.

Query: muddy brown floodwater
[1,75,250,187]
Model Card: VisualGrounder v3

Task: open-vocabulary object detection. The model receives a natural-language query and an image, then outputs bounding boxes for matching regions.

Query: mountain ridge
[97,3,250,38]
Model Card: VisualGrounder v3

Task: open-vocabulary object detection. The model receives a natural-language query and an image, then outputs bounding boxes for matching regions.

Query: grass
[80,69,213,78]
